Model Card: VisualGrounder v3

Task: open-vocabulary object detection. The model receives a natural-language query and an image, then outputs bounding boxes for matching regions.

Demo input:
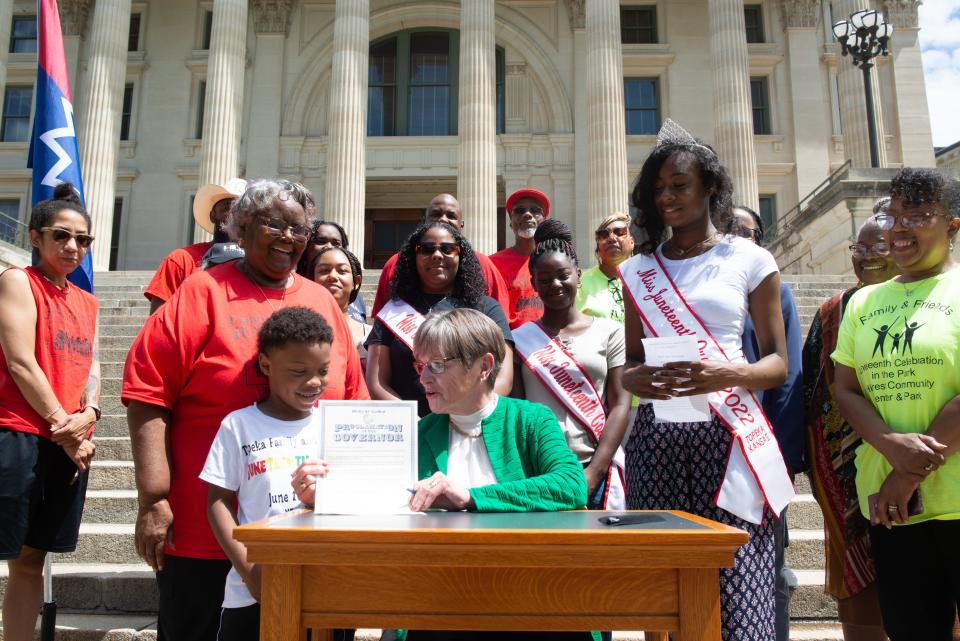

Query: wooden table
[234,510,747,641]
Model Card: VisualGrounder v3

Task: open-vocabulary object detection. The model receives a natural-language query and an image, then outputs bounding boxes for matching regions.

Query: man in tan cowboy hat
[144,178,246,313]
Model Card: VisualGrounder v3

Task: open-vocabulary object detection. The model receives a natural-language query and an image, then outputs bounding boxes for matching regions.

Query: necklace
[239,261,289,312]
[667,233,721,258]
[449,421,482,439]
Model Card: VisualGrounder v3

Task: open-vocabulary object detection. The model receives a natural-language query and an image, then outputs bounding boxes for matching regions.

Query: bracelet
[43,405,62,420]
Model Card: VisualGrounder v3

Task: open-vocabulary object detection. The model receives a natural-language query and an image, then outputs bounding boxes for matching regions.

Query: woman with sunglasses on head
[0,183,100,641]
[311,245,370,370]
[576,212,635,324]
[832,168,960,641]
[297,220,368,323]
[123,179,368,641]
[366,222,513,417]
[801,205,898,641]
[513,219,631,513]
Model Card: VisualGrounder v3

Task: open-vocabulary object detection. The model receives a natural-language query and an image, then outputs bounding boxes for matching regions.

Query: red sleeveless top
[0,267,98,439]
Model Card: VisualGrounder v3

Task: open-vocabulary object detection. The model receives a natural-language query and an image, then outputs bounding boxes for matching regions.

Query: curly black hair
[630,142,734,254]
[257,306,333,355]
[309,245,363,304]
[890,168,960,219]
[390,222,485,307]
[30,183,89,231]
[529,218,579,271]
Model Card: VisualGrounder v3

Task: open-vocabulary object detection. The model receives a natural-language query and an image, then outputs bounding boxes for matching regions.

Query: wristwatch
[84,403,102,421]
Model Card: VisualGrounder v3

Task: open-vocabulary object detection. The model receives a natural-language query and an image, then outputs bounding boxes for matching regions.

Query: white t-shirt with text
[200,404,320,608]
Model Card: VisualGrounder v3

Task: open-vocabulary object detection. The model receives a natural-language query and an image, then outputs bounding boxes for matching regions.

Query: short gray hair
[413,308,506,389]
[226,179,316,238]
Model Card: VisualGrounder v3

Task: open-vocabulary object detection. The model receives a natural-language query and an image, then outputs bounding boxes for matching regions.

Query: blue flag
[27,0,92,292]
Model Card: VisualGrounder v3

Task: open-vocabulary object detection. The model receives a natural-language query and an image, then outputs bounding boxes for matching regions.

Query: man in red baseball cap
[489,188,550,328]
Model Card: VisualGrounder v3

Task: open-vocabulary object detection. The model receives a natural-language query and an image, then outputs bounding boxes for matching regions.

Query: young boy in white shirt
[201,306,338,641]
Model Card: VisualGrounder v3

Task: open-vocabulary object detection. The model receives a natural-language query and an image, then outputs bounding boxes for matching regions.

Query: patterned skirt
[625,404,776,641]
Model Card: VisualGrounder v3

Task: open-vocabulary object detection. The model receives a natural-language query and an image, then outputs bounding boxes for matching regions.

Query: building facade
[0,0,934,272]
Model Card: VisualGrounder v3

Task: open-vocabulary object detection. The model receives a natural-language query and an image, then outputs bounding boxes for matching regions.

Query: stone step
[83,490,138,524]
[102,362,127,378]
[92,436,132,461]
[786,529,826,570]
[101,325,146,338]
[788,494,823,530]
[98,298,150,309]
[101,336,138,352]
[89,461,136,491]
[792,570,838,620]
[62,525,140,564]
[102,348,134,362]
[0,563,158,615]
[93,413,126,437]
[98,308,150,320]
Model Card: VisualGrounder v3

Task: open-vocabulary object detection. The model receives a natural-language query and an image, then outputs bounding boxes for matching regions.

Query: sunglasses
[416,241,461,257]
[258,217,312,244]
[413,357,458,375]
[874,212,943,231]
[849,242,890,257]
[511,205,544,217]
[596,226,630,240]
[39,227,95,248]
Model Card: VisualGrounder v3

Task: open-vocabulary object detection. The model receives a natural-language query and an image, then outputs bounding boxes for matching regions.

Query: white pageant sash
[376,299,426,351]
[513,322,626,510]
[618,252,794,524]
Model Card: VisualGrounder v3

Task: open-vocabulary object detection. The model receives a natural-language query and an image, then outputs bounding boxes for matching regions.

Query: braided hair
[528,218,578,272]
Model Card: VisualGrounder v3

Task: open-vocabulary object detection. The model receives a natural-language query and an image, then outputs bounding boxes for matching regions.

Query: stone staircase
[0,271,856,641]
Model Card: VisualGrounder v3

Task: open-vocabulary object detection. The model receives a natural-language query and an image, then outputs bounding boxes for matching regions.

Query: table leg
[260,565,303,641]
[677,568,721,641]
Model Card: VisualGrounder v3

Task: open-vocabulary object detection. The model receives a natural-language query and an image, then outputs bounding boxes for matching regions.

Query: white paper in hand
[641,336,711,423]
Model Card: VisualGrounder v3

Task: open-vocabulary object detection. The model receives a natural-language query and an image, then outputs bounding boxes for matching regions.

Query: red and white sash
[376,299,426,351]
[618,252,794,524]
[513,322,626,510]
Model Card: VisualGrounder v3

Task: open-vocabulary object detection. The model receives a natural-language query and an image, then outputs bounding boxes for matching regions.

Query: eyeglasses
[849,242,890,257]
[511,205,544,218]
[258,217,312,243]
[734,227,763,244]
[416,241,461,257]
[874,212,943,230]
[596,226,630,240]
[413,357,458,375]
[39,227,95,248]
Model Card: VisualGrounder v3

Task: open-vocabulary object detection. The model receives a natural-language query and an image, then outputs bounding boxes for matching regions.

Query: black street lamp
[833,9,893,168]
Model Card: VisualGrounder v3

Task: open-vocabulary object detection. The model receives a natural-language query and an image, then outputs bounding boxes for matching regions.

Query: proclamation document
[641,336,711,423]
[315,400,418,514]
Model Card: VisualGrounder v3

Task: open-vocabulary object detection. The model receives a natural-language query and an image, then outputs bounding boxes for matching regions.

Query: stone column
[324,0,369,261]
[834,0,887,167]
[76,0,132,270]
[457,0,497,255]
[585,0,629,237]
[568,1,591,262]
[884,0,934,166]
[196,0,248,241]
[247,1,293,178]
[781,0,831,199]
[58,0,91,92]
[709,0,759,210]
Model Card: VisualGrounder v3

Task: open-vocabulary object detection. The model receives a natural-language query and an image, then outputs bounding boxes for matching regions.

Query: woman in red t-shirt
[0,183,100,640]
[123,179,368,641]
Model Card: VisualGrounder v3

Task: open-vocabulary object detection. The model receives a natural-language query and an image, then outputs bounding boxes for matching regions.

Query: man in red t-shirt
[371,193,510,316]
[144,178,246,314]
[489,188,549,328]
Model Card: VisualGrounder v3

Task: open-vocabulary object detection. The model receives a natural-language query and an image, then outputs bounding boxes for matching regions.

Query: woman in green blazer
[407,307,586,513]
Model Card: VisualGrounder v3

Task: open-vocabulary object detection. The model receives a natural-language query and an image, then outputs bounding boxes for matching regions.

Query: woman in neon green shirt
[833,167,960,641]
[576,212,634,324]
